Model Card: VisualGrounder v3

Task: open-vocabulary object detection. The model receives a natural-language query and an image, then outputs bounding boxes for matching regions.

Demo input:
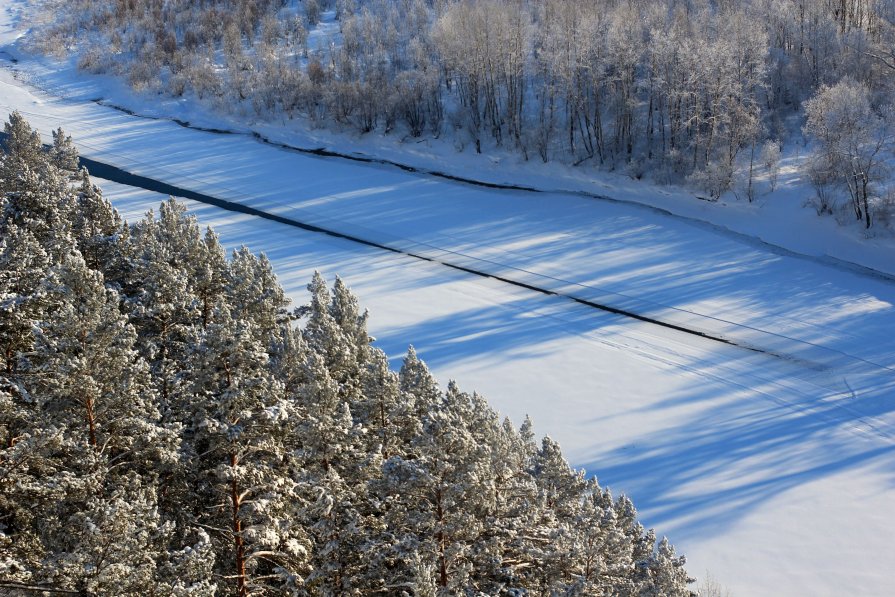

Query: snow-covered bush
[761,140,781,191]
[870,190,895,230]
[688,160,735,201]
[803,78,893,228]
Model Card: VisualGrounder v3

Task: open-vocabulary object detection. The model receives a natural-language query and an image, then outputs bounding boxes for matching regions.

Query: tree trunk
[85,395,98,449]
[379,399,388,459]
[747,141,755,203]
[862,175,872,229]
[435,486,448,588]
[231,453,247,597]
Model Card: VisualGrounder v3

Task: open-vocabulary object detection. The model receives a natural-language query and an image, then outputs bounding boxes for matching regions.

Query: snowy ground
[3,2,895,595]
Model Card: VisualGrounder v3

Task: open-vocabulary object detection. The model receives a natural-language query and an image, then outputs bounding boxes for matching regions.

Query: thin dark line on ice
[70,150,768,355]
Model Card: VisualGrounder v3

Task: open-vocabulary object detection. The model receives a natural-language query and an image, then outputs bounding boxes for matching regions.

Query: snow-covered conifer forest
[0,113,693,595]
[25,0,895,229]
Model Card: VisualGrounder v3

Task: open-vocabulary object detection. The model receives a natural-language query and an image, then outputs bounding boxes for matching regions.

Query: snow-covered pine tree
[50,127,80,173]
[41,469,172,595]
[186,303,309,596]
[471,415,543,591]
[296,349,364,477]
[329,276,370,370]
[376,373,493,592]
[637,536,693,597]
[124,200,217,412]
[295,349,380,593]
[71,168,124,274]
[566,483,640,594]
[0,116,90,594]
[0,112,45,181]
[0,224,50,378]
[303,272,368,392]
[226,246,289,343]
[298,274,385,591]
[1,113,76,264]
[449,388,543,593]
[357,346,403,459]
[524,435,588,592]
[29,253,177,461]
[302,461,382,595]
[2,249,184,594]
[395,344,439,451]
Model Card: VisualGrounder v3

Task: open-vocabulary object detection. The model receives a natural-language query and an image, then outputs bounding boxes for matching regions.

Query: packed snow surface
[2,3,895,595]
